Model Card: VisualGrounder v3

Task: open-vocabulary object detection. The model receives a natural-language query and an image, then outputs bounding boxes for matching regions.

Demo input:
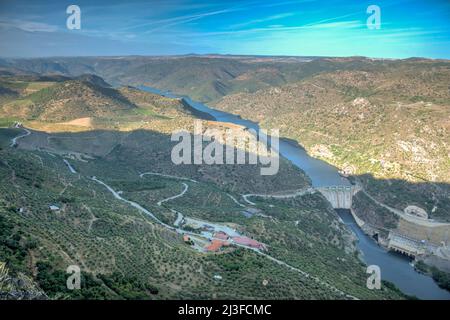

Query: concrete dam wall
[316,185,361,209]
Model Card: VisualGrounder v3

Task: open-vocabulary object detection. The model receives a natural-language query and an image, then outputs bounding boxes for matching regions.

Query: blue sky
[0,0,449,58]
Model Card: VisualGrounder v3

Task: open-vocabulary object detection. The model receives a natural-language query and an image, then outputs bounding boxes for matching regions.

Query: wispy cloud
[182,19,364,37]
[0,19,58,32]
[143,8,240,33]
[259,0,317,8]
[306,20,363,29]
[229,12,296,29]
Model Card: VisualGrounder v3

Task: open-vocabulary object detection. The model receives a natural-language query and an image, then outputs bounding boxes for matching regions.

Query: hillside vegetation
[214,58,450,223]
[0,128,406,299]
[3,56,445,298]
[0,70,406,299]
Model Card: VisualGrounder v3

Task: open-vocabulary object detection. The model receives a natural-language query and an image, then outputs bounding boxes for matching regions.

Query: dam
[316,185,361,209]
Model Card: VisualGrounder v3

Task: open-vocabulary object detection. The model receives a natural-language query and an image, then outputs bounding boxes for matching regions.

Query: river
[139,86,450,300]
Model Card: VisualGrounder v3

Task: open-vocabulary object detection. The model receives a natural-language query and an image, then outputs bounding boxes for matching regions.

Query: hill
[213,58,450,226]
[0,76,137,121]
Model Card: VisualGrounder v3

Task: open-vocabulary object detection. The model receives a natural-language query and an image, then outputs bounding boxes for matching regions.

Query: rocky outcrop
[0,262,47,300]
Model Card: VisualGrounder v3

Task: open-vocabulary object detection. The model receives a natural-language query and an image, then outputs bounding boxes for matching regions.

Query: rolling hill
[0,76,138,121]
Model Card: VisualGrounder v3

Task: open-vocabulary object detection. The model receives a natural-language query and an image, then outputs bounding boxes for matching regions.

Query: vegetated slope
[0,74,215,128]
[0,77,137,122]
[0,75,405,299]
[0,127,405,300]
[214,58,450,223]
[0,75,63,102]
[113,57,252,101]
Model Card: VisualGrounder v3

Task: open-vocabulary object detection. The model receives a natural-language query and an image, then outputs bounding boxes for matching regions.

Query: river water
[139,86,450,300]
[141,86,348,187]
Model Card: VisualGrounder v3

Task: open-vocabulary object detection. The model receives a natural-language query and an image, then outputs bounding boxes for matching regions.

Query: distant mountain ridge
[5,55,443,102]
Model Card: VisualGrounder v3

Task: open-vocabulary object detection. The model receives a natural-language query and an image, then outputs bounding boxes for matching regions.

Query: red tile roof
[232,236,265,249]
[205,240,226,252]
[214,232,229,240]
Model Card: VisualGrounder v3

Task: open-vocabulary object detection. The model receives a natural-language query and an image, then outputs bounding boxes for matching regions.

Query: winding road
[242,187,316,205]
[360,189,450,227]
[63,159,77,174]
[9,126,357,299]
[234,243,356,299]
[226,193,245,207]
[140,171,198,183]
[157,182,189,206]
[10,126,31,147]
[93,174,356,299]
[138,172,356,299]
[91,176,174,229]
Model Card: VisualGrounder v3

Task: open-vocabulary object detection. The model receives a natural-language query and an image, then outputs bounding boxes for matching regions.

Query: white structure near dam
[316,185,361,209]
[387,232,427,257]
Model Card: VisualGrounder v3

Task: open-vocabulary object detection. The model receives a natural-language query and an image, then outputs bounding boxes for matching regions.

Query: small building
[214,231,229,241]
[232,236,266,250]
[387,232,426,257]
[49,205,60,211]
[183,235,194,246]
[200,231,214,239]
[241,208,261,218]
[213,275,222,280]
[205,240,229,252]
[404,205,428,219]
[203,225,215,232]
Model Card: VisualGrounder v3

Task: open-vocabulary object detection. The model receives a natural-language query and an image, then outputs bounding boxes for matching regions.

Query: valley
[0,55,449,300]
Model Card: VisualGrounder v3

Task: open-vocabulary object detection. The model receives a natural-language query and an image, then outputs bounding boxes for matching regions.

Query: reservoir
[140,86,450,300]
